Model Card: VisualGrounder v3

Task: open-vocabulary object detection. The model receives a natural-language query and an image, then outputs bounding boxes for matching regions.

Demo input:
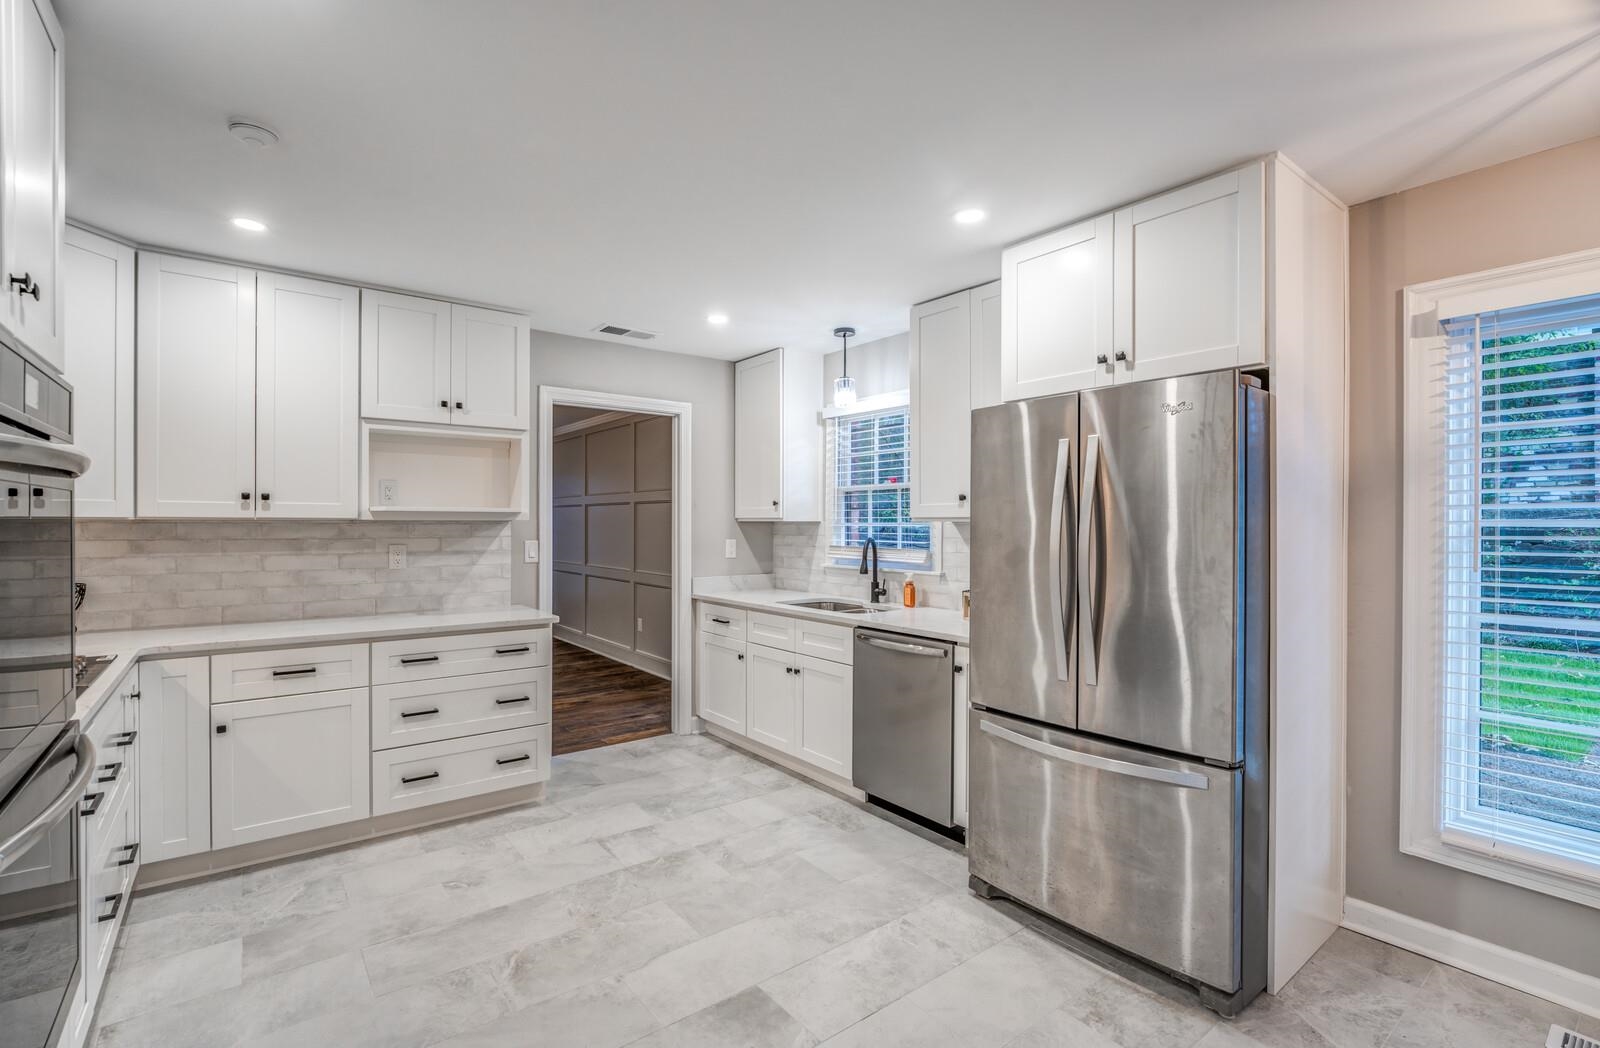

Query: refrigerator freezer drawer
[968,709,1242,992]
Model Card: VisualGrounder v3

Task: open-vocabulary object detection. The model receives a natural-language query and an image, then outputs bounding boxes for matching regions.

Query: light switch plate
[524,540,539,563]
[387,544,407,570]
[724,539,737,559]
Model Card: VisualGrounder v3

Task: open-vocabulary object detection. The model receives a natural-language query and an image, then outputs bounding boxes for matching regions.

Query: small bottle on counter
[962,589,971,620]
[902,575,917,608]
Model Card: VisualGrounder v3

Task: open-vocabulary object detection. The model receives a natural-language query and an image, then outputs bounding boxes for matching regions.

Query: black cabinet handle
[1096,354,1109,365]
[117,842,140,867]
[240,491,252,501]
[495,754,531,766]
[736,653,744,661]
[97,892,123,923]
[954,664,965,674]
[9,272,39,300]
[271,666,317,678]
[81,791,104,816]
[400,707,440,719]
[399,654,439,665]
[439,399,449,408]
[5,487,16,498]
[957,493,968,502]
[771,500,779,508]
[32,487,43,497]
[455,401,464,410]
[710,617,731,625]
[1114,350,1128,362]
[494,695,531,706]
[111,731,137,748]
[215,724,228,735]
[401,770,439,785]
[494,646,530,656]
[129,690,140,701]
[260,493,271,503]
[95,761,123,784]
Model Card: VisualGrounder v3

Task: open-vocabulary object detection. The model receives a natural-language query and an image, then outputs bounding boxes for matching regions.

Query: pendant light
[833,326,857,408]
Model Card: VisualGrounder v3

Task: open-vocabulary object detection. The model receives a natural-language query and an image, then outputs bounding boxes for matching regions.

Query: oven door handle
[0,735,97,872]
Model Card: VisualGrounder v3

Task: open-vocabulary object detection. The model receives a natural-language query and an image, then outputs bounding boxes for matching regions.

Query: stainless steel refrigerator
[967,368,1268,1016]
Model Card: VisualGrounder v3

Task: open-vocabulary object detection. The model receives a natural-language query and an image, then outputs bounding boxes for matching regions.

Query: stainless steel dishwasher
[852,628,956,827]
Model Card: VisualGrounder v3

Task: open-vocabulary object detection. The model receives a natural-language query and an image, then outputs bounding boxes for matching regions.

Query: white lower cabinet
[211,688,371,848]
[372,667,550,750]
[745,644,798,752]
[138,656,210,862]
[793,653,851,779]
[372,725,549,815]
[696,632,747,733]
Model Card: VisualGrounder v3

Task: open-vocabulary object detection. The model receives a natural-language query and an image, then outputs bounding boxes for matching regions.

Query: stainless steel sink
[780,599,875,614]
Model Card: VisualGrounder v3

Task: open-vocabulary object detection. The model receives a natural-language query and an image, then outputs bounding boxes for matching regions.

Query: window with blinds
[1439,291,1600,877]
[829,408,934,567]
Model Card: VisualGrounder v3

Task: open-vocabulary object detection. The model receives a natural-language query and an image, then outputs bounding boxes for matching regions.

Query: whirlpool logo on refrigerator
[1159,401,1195,416]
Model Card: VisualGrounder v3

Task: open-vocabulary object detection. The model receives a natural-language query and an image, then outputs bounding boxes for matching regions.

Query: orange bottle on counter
[902,576,917,608]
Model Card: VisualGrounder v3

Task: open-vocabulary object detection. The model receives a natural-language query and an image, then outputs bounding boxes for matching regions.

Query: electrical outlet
[387,544,407,570]
[724,538,737,559]
[378,479,398,505]
[524,540,539,563]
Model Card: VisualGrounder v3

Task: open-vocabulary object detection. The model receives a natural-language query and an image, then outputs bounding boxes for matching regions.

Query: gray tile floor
[92,734,1596,1048]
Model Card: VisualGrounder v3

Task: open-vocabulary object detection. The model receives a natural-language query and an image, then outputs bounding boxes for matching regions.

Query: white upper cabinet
[361,290,529,431]
[136,253,257,518]
[63,227,134,518]
[1000,214,1114,400]
[1113,163,1265,380]
[910,280,1000,520]
[0,0,65,371]
[360,290,451,425]
[450,304,529,430]
[256,274,360,518]
[734,346,822,521]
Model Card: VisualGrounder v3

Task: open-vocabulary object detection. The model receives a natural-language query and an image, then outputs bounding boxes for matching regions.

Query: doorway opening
[538,389,693,755]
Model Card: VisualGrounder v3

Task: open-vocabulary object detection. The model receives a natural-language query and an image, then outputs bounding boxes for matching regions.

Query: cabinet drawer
[371,629,549,685]
[372,667,551,750]
[372,725,549,815]
[746,611,795,650]
[697,603,746,641]
[83,689,126,754]
[85,777,138,983]
[794,619,852,665]
[212,643,370,702]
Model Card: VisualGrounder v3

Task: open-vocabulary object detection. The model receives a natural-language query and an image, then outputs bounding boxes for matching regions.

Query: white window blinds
[829,408,933,563]
[1438,292,1600,877]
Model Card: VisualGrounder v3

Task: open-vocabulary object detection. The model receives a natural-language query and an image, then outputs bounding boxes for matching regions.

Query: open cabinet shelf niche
[360,421,528,519]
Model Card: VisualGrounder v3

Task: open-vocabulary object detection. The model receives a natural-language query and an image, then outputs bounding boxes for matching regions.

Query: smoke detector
[228,121,279,149]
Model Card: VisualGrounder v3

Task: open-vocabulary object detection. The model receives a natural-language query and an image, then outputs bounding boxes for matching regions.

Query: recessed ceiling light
[953,208,987,225]
[231,217,267,232]
[707,313,729,326]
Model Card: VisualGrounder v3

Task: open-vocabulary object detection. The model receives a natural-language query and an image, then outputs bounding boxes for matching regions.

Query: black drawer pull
[95,761,123,784]
[954,665,965,674]
[494,695,531,706]
[117,842,140,867]
[400,707,440,719]
[710,617,731,625]
[495,754,531,766]
[399,655,439,665]
[97,892,123,923]
[494,646,530,656]
[111,730,137,748]
[81,791,104,816]
[271,666,317,678]
[401,771,440,785]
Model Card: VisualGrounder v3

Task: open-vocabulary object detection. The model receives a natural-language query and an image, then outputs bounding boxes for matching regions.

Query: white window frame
[1401,245,1600,910]
[825,399,941,575]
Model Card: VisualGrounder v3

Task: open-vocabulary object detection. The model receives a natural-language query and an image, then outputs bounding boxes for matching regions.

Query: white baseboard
[1343,897,1600,1019]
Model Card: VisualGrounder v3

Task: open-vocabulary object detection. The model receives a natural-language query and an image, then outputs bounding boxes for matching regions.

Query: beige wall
[1348,136,1600,975]
[511,331,773,609]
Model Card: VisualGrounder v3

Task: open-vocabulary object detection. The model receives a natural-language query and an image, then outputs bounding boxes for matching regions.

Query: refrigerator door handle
[1046,437,1072,682]
[1078,432,1101,685]
[978,718,1209,790]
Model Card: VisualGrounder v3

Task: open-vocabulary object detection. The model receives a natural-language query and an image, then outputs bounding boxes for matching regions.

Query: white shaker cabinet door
[450,304,528,430]
[696,633,747,734]
[256,273,360,518]
[970,279,1002,411]
[733,349,783,519]
[744,644,797,753]
[360,289,451,425]
[138,657,211,862]
[910,288,973,520]
[794,653,851,779]
[62,227,134,517]
[1113,162,1265,380]
[135,253,257,518]
[1001,214,1114,401]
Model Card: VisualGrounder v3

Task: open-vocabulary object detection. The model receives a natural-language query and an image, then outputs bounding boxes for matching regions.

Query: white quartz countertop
[692,588,970,644]
[72,606,558,723]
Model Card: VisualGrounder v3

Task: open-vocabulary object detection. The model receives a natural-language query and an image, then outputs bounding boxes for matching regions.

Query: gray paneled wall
[74,519,513,631]
[551,412,673,676]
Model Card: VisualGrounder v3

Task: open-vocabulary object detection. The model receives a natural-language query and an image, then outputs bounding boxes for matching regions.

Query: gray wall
[551,412,674,675]
[1347,135,1600,976]
[511,330,772,608]
[822,331,908,402]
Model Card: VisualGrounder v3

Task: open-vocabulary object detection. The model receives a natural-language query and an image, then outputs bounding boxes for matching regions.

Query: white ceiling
[59,0,1600,360]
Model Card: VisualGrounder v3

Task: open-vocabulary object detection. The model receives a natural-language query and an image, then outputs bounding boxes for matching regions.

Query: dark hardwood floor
[552,639,673,755]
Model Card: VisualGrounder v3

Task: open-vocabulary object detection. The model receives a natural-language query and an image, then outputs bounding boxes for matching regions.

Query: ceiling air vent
[593,324,659,341]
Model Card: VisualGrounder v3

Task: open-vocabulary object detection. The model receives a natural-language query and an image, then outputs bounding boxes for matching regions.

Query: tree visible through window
[829,408,933,566]
[1442,292,1600,866]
